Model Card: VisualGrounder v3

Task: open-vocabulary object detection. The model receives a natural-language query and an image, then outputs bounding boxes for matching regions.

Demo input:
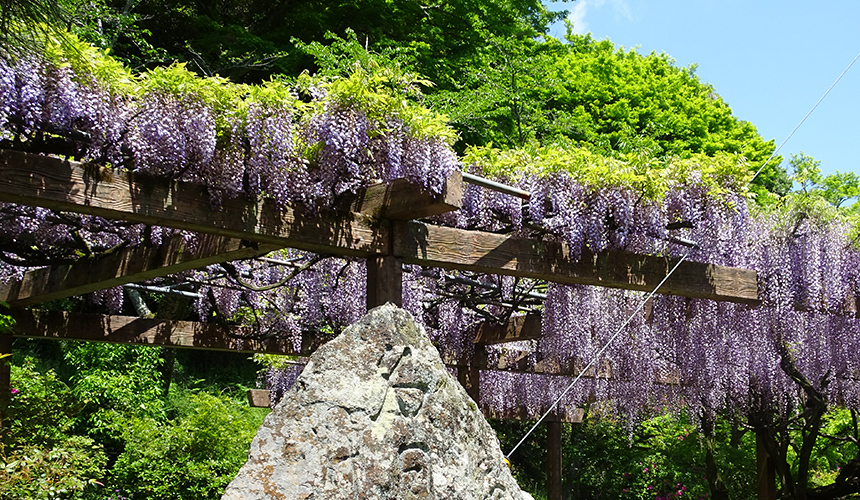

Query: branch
[776,339,831,497]
[219,255,324,292]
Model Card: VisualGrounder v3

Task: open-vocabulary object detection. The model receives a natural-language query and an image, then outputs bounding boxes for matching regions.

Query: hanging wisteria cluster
[0,47,459,208]
[476,210,860,422]
[2,34,859,428]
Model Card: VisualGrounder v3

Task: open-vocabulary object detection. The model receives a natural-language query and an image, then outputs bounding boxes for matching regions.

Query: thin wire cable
[506,248,694,459]
[749,49,860,185]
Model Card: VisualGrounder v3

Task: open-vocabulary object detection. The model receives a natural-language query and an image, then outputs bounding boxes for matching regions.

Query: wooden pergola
[0,149,761,499]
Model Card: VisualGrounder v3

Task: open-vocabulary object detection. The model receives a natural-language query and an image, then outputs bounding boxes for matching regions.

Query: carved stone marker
[222,303,532,500]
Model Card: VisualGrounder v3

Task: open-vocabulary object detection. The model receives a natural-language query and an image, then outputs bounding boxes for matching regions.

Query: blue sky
[545,1,860,178]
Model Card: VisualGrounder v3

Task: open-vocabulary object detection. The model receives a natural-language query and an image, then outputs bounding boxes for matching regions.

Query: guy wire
[749,49,860,185]
[506,248,694,459]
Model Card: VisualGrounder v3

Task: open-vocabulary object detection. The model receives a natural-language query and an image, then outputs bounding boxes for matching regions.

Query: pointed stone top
[223,304,532,500]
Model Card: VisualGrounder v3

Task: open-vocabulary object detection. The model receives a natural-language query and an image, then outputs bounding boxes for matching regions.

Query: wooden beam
[0,235,283,307]
[11,309,678,387]
[8,309,310,355]
[0,151,758,304]
[394,221,760,304]
[0,150,759,303]
[474,314,542,344]
[353,171,462,220]
[0,149,387,257]
[10,309,589,423]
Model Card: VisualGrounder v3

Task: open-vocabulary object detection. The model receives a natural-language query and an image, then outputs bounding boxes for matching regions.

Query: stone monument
[222,303,533,500]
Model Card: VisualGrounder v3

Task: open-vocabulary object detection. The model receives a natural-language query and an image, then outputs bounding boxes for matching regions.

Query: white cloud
[566,0,632,35]
[609,0,633,21]
[567,1,590,34]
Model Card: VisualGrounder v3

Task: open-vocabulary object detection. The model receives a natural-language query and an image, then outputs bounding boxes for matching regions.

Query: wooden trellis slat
[7,309,319,354]
[0,235,283,307]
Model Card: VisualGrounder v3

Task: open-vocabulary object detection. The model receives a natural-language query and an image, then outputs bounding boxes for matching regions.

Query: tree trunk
[701,415,730,500]
[756,434,778,500]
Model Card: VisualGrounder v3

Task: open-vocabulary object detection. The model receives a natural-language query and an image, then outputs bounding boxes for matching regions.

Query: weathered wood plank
[0,149,387,257]
[394,221,760,304]
[247,389,272,408]
[0,235,283,307]
[353,171,462,220]
[8,309,309,355]
[474,314,542,345]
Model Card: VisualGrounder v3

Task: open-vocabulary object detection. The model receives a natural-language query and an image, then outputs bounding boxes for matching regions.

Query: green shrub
[61,343,166,448]
[1,362,107,500]
[110,391,264,500]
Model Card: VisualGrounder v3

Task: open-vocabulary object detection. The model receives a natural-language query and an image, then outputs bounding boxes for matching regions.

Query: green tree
[791,152,860,208]
[68,0,563,83]
[433,30,788,195]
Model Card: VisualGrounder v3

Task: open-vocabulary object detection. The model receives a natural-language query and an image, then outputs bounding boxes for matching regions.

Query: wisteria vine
[1,34,859,432]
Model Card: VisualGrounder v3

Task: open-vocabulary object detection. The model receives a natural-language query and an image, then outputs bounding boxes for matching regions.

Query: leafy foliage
[428,31,789,200]
[3,343,271,500]
[1,361,107,500]
[4,4,860,499]
[791,152,860,209]
[61,342,165,449]
[110,391,264,500]
[78,0,562,85]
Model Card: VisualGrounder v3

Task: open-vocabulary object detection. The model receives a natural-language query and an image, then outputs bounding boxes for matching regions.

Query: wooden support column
[0,334,11,440]
[757,434,777,500]
[459,344,487,404]
[366,255,403,309]
[547,415,563,500]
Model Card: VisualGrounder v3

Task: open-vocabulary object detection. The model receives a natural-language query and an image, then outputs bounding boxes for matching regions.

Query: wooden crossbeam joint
[353,171,463,221]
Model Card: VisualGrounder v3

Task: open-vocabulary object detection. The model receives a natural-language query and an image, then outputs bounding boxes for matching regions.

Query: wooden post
[547,416,563,500]
[458,363,480,404]
[757,434,777,500]
[459,344,487,404]
[0,334,11,441]
[366,255,403,309]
